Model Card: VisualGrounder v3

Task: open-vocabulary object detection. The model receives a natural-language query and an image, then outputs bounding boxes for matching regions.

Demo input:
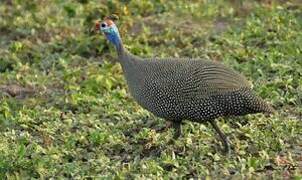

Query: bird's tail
[255,97,275,115]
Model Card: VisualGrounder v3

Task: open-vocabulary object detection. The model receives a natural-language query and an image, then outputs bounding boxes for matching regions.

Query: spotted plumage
[96,15,274,153]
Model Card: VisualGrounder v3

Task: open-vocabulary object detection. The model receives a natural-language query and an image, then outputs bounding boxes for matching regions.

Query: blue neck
[107,33,121,48]
[104,25,123,55]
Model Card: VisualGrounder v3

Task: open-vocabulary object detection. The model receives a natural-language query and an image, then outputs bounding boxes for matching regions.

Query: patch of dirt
[0,27,11,37]
[3,0,12,5]
[141,144,161,158]
[0,84,36,99]
[128,16,166,36]
[0,82,73,104]
[214,18,231,33]
[129,13,235,47]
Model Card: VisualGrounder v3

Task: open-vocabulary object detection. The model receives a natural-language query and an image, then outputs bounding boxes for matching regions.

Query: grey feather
[115,52,273,121]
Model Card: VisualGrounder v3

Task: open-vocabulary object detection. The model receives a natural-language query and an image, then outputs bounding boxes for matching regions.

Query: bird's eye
[101,23,107,28]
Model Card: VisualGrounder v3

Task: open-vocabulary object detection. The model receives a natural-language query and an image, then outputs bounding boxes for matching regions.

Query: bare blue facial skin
[100,23,121,48]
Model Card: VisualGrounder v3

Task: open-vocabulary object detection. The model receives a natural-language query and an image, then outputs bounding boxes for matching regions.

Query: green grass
[0,0,302,178]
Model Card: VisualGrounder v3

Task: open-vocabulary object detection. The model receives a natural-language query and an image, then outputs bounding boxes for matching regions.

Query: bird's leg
[171,121,182,139]
[157,120,182,141]
[209,120,230,154]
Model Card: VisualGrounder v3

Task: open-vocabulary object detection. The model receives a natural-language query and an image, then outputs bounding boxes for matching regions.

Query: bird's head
[95,14,121,47]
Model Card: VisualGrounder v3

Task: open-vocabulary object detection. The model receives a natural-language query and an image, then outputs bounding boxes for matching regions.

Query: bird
[95,15,274,153]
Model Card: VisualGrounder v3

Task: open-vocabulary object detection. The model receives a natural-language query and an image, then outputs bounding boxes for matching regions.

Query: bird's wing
[138,58,251,99]
[179,60,251,98]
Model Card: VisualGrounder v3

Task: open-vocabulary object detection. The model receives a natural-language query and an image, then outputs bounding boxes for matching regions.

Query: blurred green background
[0,0,301,178]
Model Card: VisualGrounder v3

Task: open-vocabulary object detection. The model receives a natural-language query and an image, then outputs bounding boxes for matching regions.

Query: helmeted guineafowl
[95,15,274,153]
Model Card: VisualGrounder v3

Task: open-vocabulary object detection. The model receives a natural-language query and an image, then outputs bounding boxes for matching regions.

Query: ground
[0,0,301,179]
